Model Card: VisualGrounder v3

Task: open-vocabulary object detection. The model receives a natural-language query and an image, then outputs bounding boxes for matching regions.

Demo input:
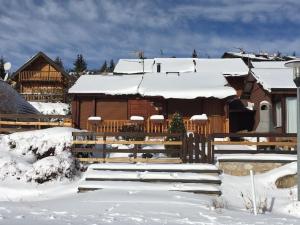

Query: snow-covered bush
[25,152,77,183]
[0,127,81,183]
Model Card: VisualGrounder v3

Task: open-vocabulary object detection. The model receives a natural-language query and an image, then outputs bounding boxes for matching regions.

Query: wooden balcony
[21,93,66,102]
[86,116,229,135]
[19,71,63,82]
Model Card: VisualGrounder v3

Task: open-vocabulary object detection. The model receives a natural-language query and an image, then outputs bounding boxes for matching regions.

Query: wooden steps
[78,163,222,195]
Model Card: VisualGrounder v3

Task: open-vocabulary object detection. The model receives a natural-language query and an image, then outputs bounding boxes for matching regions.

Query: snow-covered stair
[78,163,222,195]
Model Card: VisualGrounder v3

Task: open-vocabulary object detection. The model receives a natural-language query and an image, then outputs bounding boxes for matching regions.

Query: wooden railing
[21,93,66,102]
[207,133,297,163]
[0,114,72,133]
[72,132,207,164]
[87,116,228,135]
[19,71,62,82]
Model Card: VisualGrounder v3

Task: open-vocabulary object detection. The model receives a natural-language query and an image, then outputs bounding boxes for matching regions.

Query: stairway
[78,163,222,195]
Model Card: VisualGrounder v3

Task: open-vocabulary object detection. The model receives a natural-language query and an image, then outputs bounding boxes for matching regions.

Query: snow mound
[0,127,80,183]
[29,101,70,115]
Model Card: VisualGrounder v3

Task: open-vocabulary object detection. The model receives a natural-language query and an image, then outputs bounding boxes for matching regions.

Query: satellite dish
[4,62,11,71]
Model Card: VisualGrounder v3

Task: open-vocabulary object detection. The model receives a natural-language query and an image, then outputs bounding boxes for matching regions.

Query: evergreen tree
[73,54,87,74]
[192,49,198,58]
[109,59,115,72]
[168,112,186,134]
[54,56,64,69]
[293,51,296,57]
[0,57,6,80]
[100,60,107,73]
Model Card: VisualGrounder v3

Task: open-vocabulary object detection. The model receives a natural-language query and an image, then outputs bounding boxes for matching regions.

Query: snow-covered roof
[69,72,236,99]
[68,75,141,95]
[139,72,235,99]
[251,63,295,91]
[113,59,155,74]
[224,52,271,61]
[114,58,249,76]
[252,61,287,69]
[195,58,249,76]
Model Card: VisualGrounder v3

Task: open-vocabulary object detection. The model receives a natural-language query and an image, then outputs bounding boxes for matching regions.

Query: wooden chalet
[12,52,70,102]
[228,61,297,133]
[68,73,242,134]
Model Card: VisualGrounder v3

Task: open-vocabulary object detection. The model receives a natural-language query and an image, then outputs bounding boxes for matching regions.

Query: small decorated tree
[167,113,186,157]
[168,112,186,134]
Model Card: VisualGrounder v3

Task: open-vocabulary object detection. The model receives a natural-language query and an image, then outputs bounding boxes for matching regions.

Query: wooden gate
[72,132,210,164]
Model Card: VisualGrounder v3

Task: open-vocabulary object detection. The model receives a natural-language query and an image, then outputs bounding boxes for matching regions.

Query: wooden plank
[210,133,296,138]
[72,140,183,145]
[0,121,72,127]
[211,141,296,146]
[72,148,180,154]
[0,114,71,119]
[72,131,182,138]
[85,177,221,184]
[214,150,297,154]
[77,157,182,163]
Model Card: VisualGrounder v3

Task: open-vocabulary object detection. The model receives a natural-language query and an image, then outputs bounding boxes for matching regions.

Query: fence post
[103,134,106,163]
[194,133,200,163]
[182,134,187,163]
[188,133,194,163]
[200,135,206,163]
[207,136,212,163]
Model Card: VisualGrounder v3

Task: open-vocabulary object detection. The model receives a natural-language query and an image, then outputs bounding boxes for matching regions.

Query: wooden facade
[71,94,229,134]
[13,52,70,102]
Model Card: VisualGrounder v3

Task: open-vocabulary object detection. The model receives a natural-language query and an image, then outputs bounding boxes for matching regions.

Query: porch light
[284,59,300,201]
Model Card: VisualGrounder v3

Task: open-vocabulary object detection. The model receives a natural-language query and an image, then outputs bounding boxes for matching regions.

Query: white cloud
[0,0,299,70]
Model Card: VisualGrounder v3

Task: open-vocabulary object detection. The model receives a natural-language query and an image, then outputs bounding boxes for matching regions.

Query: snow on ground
[29,101,70,115]
[222,162,300,217]
[0,187,299,225]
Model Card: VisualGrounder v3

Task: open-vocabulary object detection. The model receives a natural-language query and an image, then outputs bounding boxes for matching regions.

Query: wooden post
[182,134,187,163]
[103,134,106,163]
[200,135,206,163]
[207,136,212,163]
[134,144,138,159]
[194,133,200,163]
[188,133,194,163]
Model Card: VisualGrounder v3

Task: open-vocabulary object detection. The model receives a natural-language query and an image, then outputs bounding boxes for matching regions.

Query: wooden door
[79,98,94,129]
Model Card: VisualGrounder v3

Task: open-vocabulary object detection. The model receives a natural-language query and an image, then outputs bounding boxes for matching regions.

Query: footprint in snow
[128,190,139,195]
[48,215,56,220]
[53,211,68,215]
[105,203,120,212]
[15,215,25,219]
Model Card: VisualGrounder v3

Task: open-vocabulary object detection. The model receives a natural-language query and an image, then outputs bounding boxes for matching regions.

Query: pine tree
[168,112,186,134]
[109,59,115,72]
[73,54,87,74]
[100,60,107,73]
[192,49,198,58]
[54,56,64,69]
[0,57,6,80]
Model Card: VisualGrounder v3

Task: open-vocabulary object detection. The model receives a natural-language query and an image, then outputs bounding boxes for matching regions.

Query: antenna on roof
[160,49,164,56]
[4,62,11,81]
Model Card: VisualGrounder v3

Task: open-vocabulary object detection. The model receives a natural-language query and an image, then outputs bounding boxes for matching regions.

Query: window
[157,63,161,73]
[286,97,297,133]
[275,101,282,127]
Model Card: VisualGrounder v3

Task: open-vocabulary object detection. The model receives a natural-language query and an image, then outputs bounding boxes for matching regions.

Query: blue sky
[0,0,300,70]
